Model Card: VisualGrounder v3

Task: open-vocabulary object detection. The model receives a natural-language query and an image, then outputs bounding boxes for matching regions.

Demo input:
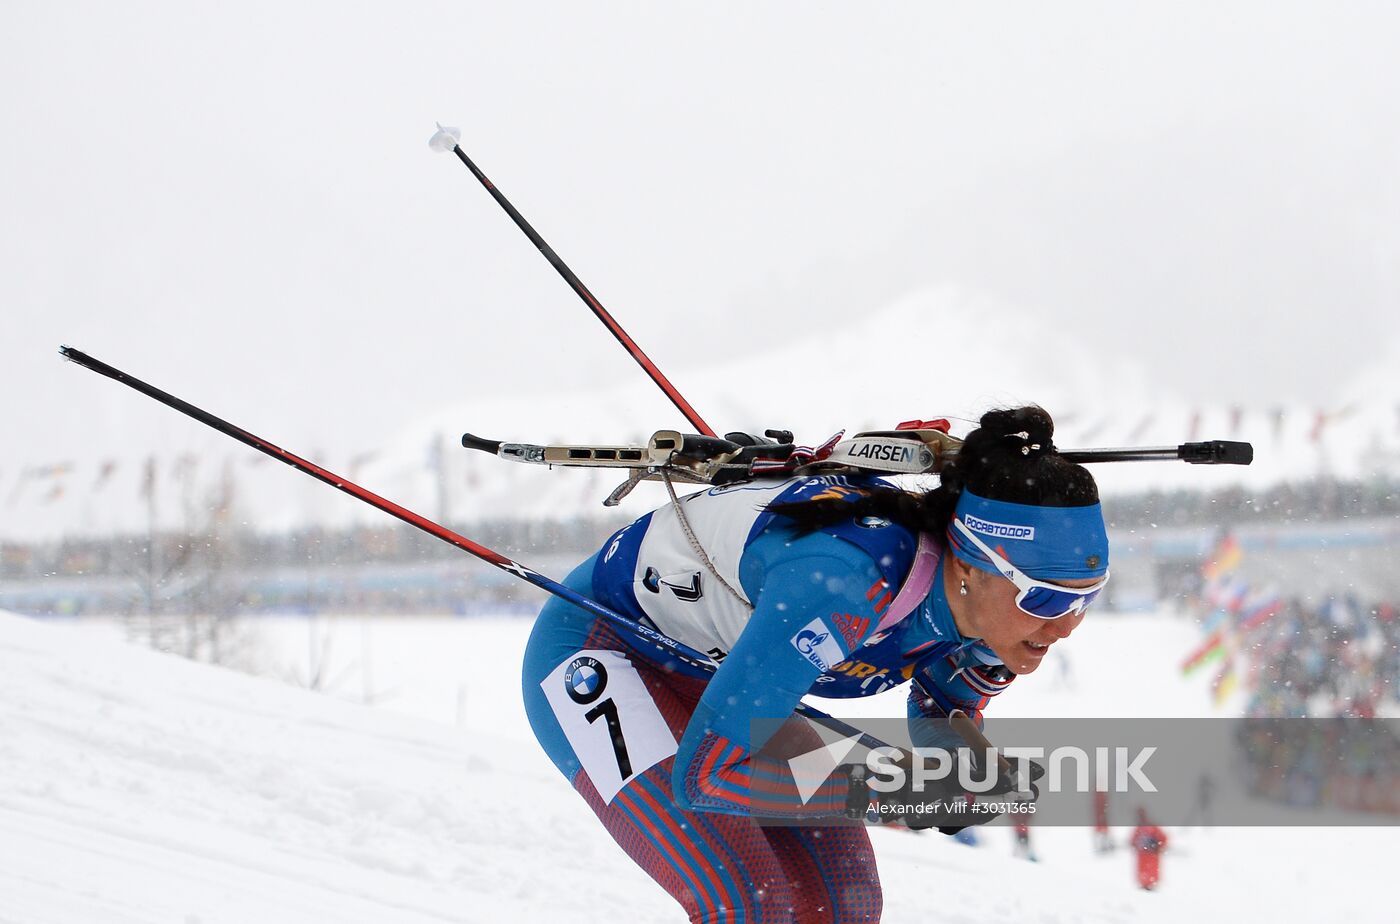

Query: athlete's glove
[929,757,1044,835]
[843,750,1043,834]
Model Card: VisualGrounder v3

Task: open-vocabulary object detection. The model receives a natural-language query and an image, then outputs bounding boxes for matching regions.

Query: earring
[959,580,968,597]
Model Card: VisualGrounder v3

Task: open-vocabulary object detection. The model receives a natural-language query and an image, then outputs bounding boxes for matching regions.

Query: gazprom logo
[964,514,1035,541]
[791,618,846,673]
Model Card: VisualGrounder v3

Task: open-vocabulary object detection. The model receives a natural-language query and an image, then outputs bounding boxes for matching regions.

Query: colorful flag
[1199,601,1231,634]
[1203,574,1248,610]
[1309,404,1358,444]
[1238,591,1283,633]
[1182,630,1229,674]
[1211,657,1239,706]
[1188,544,1250,683]
[1223,580,1251,615]
[11,462,74,506]
[1201,533,1243,581]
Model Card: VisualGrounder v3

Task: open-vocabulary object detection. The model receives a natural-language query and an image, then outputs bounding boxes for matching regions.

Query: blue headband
[948,490,1110,581]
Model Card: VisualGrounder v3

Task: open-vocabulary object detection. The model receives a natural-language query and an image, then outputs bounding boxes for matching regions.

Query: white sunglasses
[951,517,1109,619]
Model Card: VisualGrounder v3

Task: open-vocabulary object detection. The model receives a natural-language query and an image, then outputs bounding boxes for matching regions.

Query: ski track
[0,610,1392,923]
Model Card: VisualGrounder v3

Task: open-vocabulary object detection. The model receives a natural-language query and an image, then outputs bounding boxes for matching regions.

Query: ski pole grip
[461,432,502,455]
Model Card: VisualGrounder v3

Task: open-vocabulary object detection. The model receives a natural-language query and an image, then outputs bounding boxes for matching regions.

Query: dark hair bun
[952,404,1096,509]
[979,406,1055,458]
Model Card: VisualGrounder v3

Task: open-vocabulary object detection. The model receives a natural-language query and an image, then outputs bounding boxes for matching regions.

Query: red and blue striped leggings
[523,563,884,923]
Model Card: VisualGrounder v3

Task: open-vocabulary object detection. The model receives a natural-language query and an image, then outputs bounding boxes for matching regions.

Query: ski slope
[0,608,1389,923]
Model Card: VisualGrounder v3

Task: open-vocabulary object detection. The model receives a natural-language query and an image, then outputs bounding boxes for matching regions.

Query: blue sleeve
[906,647,1017,750]
[670,532,886,817]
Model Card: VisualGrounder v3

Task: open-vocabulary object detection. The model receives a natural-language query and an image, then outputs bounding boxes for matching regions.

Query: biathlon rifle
[461,419,1254,506]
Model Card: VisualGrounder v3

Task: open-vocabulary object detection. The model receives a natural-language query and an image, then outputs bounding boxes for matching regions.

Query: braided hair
[768,406,1099,541]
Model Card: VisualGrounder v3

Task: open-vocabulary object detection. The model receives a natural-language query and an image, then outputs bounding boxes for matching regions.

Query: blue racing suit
[521,475,1014,923]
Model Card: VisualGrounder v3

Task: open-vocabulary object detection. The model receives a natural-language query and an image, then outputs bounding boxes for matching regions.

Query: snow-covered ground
[0,607,1390,923]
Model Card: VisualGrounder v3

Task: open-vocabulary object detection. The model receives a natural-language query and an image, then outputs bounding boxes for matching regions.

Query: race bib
[542,649,679,803]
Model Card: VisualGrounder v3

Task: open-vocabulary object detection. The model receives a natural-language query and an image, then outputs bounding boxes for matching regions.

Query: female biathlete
[522,406,1110,923]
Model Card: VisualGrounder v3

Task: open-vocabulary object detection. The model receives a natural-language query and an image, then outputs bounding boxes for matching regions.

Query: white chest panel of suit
[620,478,806,660]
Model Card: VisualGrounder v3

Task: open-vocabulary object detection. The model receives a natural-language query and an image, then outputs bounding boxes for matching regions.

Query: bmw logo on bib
[564,656,608,704]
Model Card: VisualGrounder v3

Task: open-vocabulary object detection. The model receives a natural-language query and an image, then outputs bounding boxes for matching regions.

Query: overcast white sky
[3,2,1398,536]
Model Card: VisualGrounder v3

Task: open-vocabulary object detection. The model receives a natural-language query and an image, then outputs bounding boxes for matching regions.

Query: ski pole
[428,124,716,438]
[59,346,714,674]
[57,346,882,744]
